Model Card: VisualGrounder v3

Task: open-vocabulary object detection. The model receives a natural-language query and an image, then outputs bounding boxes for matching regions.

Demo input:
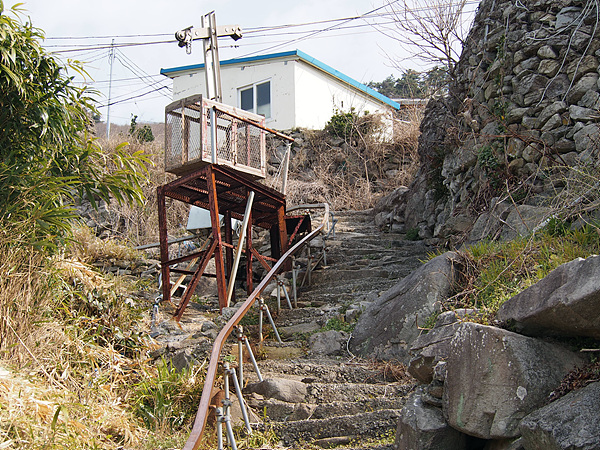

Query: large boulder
[244,378,307,403]
[497,255,600,339]
[408,309,478,383]
[520,382,600,450]
[395,386,466,450]
[308,330,348,356]
[443,323,586,439]
[350,252,464,362]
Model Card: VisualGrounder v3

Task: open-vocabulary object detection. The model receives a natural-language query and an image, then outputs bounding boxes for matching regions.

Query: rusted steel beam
[207,166,228,310]
[250,247,272,272]
[173,238,218,321]
[163,248,211,267]
[157,185,171,305]
[211,165,285,204]
[288,215,306,246]
[277,205,290,271]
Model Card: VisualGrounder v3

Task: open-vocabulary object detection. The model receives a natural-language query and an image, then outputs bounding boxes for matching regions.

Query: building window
[239,81,271,118]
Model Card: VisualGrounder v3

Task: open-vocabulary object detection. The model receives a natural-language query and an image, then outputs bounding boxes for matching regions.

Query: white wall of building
[292,61,392,130]
[167,54,394,131]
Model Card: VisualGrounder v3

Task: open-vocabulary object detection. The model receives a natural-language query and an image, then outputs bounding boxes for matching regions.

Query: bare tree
[374,0,473,78]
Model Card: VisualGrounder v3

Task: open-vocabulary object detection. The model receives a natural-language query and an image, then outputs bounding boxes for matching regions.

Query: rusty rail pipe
[182,203,330,450]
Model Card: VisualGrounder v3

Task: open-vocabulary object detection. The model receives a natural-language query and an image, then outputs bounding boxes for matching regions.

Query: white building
[160,49,400,131]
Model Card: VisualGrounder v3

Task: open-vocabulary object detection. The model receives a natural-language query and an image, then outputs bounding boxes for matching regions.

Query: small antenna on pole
[174,14,242,102]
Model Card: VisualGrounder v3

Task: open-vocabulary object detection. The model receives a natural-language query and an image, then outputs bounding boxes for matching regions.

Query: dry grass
[286,110,422,210]
[0,230,195,449]
[0,242,137,448]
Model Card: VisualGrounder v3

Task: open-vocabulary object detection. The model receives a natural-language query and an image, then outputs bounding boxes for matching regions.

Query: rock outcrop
[400,264,596,449]
[443,323,585,439]
[497,254,600,339]
[382,0,600,242]
[350,252,464,362]
[519,381,600,450]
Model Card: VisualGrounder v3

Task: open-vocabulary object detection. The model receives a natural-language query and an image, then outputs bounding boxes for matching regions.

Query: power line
[48,39,176,54]
[44,0,481,56]
[76,74,166,85]
[236,1,403,59]
[113,49,172,99]
[45,32,172,40]
[97,85,171,108]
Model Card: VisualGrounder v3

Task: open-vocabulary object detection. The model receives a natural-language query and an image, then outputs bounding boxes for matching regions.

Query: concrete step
[270,409,404,446]
[247,396,407,422]
[245,358,413,385]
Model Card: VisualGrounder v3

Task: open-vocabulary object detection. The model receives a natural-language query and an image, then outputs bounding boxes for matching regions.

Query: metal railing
[182,203,331,450]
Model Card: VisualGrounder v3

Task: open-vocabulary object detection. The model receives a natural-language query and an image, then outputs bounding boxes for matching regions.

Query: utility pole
[106,39,115,140]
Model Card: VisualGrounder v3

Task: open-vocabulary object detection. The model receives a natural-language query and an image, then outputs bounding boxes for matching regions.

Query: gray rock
[350,252,464,362]
[467,200,512,243]
[309,330,348,356]
[245,378,307,403]
[553,138,576,154]
[443,323,586,439]
[520,382,600,450]
[569,105,599,122]
[408,309,478,383]
[543,74,571,100]
[522,144,540,163]
[395,387,466,450]
[500,205,552,240]
[566,74,599,104]
[497,255,600,339]
[538,101,567,126]
[505,107,530,125]
[541,113,562,131]
[566,55,598,82]
[556,7,582,30]
[538,59,560,77]
[170,349,194,371]
[279,321,321,339]
[537,45,558,59]
[573,123,600,152]
[578,90,600,110]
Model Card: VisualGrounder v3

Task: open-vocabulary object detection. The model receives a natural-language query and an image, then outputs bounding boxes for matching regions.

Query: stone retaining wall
[394,0,600,241]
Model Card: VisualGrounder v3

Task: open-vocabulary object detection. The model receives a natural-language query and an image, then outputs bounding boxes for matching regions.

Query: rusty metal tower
[158,13,301,319]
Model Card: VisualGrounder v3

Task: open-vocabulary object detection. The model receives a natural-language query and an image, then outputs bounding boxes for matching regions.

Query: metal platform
[157,163,297,318]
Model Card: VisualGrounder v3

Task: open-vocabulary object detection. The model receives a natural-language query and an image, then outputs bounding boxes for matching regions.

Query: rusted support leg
[173,239,218,322]
[224,210,234,303]
[277,205,290,272]
[207,166,228,311]
[157,185,171,304]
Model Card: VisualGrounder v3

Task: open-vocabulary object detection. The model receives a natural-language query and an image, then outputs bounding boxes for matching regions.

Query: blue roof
[160,50,400,110]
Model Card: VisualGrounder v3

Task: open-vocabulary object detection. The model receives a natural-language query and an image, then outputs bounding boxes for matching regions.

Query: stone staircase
[237,209,431,449]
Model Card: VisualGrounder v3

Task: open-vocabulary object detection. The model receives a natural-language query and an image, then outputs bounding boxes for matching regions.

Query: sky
[14,0,478,125]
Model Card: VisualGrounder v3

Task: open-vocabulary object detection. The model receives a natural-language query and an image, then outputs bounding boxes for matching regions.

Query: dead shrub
[286,110,422,210]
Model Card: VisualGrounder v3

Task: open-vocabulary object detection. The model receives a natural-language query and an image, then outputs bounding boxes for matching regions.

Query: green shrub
[325,108,376,142]
[0,4,149,250]
[133,360,205,432]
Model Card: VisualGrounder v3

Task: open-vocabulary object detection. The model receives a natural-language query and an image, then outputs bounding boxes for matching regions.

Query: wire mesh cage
[165,94,266,179]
